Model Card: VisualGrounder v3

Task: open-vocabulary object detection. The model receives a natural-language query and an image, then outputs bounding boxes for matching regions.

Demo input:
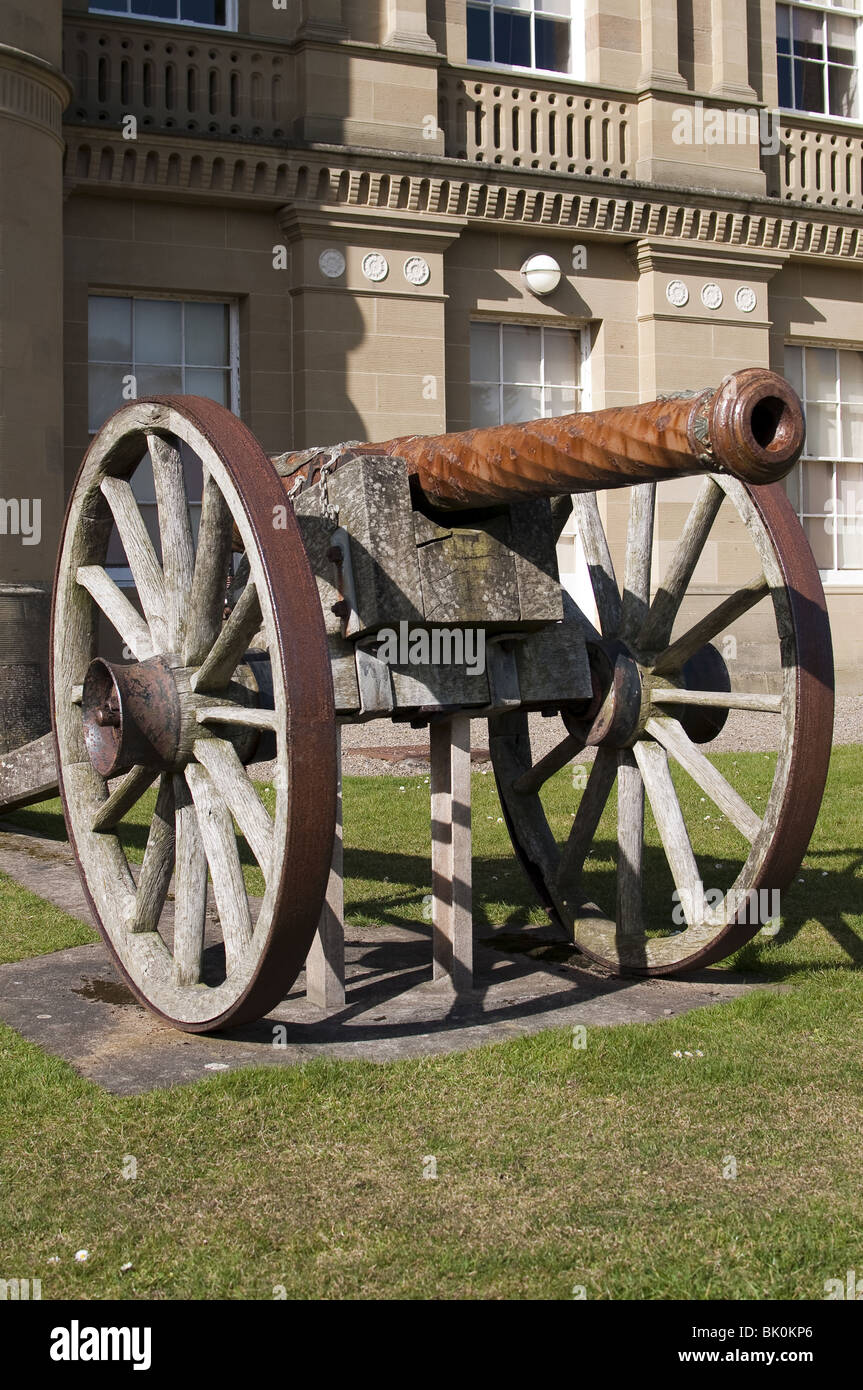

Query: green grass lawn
[0,747,861,1299]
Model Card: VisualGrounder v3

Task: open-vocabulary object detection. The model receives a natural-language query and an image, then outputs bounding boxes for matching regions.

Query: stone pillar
[638,0,686,91]
[710,0,757,100]
[384,0,437,53]
[278,204,461,446]
[0,2,71,750]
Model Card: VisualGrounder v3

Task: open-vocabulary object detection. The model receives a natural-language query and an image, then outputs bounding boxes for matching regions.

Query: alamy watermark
[672,886,780,927]
[0,498,41,546]
[376,620,486,677]
[672,100,780,158]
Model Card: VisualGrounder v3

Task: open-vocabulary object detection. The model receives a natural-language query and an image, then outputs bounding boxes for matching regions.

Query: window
[470,321,582,427]
[785,344,863,573]
[777,2,862,119]
[88,295,238,578]
[89,1,234,29]
[467,0,576,76]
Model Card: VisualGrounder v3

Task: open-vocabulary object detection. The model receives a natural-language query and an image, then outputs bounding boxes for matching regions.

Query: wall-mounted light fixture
[520,253,562,296]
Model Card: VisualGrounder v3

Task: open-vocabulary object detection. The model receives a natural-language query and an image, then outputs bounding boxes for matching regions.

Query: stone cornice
[62,129,863,263]
[0,43,73,146]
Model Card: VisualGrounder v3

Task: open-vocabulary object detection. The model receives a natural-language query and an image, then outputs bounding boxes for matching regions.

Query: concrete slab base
[0,823,766,1095]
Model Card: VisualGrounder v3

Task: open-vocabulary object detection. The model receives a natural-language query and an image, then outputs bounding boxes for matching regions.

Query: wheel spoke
[512,733,584,795]
[190,581,262,693]
[193,738,274,877]
[616,749,644,935]
[185,762,253,974]
[76,566,154,661]
[652,575,770,676]
[571,493,621,637]
[556,747,618,894]
[91,764,159,833]
[646,714,762,842]
[619,483,655,642]
[149,434,195,654]
[195,706,277,732]
[633,740,703,927]
[100,475,169,652]
[184,469,235,667]
[132,775,176,933]
[172,773,208,986]
[638,477,723,651]
[651,688,783,713]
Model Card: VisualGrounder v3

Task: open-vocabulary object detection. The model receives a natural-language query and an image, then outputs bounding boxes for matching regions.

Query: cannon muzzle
[367,368,804,510]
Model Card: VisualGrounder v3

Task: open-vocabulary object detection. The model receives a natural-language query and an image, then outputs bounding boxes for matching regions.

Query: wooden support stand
[304,716,475,1009]
[305,726,346,1010]
[430,714,473,993]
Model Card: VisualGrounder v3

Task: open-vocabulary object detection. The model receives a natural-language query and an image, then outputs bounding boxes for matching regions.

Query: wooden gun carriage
[0,369,834,1031]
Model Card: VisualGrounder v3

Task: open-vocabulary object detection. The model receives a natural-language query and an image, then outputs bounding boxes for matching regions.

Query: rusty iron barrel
[368,369,804,510]
[272,369,804,512]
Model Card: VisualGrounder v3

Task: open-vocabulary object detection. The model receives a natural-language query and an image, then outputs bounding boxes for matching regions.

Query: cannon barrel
[360,368,804,511]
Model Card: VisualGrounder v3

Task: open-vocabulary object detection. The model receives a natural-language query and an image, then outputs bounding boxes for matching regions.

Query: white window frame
[466,1,586,82]
[88,291,240,587]
[89,0,238,32]
[469,318,590,422]
[776,0,863,124]
[785,341,863,584]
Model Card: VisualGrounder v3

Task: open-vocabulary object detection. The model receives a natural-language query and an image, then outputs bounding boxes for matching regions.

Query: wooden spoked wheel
[51,397,336,1031]
[490,476,834,974]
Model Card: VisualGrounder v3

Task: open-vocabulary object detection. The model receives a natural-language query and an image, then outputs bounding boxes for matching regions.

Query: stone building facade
[1,0,861,750]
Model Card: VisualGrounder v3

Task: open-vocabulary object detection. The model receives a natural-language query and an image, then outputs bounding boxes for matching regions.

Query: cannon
[2,369,834,1030]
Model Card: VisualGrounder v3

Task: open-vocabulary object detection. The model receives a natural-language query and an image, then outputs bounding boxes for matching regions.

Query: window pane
[829,63,857,116]
[776,4,791,45]
[802,459,833,512]
[547,386,579,416]
[837,525,863,567]
[795,58,826,111]
[134,299,182,365]
[503,384,542,422]
[185,302,229,366]
[132,0,175,16]
[543,328,577,385]
[540,0,572,14]
[470,322,500,382]
[131,453,156,503]
[135,365,183,396]
[88,363,130,432]
[827,14,857,62]
[805,347,838,400]
[842,404,863,457]
[134,0,178,17]
[838,461,863,513]
[804,517,834,567]
[94,1,127,11]
[181,0,227,22]
[784,344,804,398]
[494,11,531,66]
[806,404,839,456]
[778,54,793,105]
[470,383,501,427]
[535,17,570,72]
[502,324,541,383]
[840,350,863,403]
[793,8,824,59]
[89,297,132,362]
[467,6,491,61]
[785,461,801,511]
[186,367,229,405]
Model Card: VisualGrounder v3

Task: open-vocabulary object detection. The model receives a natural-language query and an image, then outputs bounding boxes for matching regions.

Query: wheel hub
[82,657,182,778]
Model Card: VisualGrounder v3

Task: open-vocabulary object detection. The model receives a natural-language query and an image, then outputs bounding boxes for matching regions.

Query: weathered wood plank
[651,575,770,676]
[193,737,274,878]
[646,715,762,842]
[185,762,252,975]
[149,434,195,654]
[305,726,345,1011]
[430,714,473,992]
[0,732,58,814]
[191,581,261,693]
[91,763,159,833]
[184,469,234,667]
[100,475,169,653]
[76,565,154,661]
